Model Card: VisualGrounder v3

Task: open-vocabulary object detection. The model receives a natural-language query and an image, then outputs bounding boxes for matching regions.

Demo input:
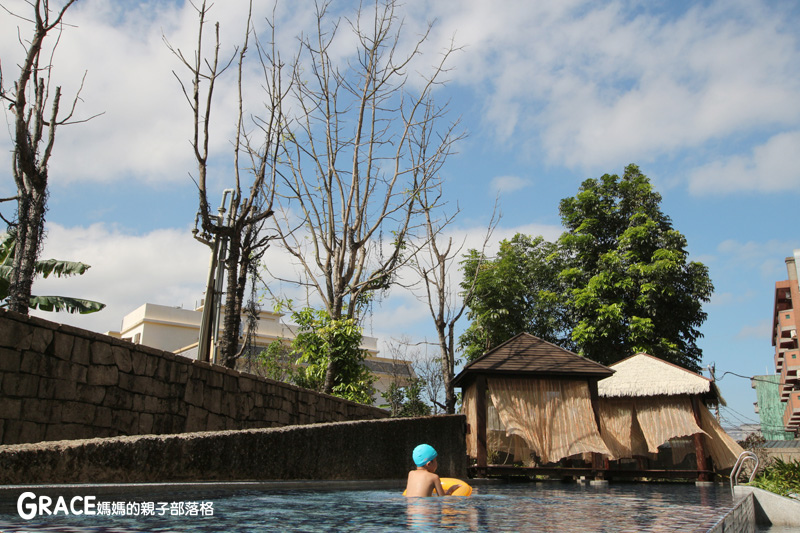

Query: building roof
[598,352,713,398]
[453,333,614,388]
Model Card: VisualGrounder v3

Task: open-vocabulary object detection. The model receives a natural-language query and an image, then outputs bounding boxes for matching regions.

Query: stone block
[144,396,164,413]
[138,412,154,434]
[30,327,53,353]
[185,405,209,432]
[103,387,133,410]
[130,350,148,375]
[37,377,57,399]
[90,341,114,365]
[184,380,204,407]
[132,394,147,412]
[0,319,31,350]
[202,387,217,412]
[52,332,75,360]
[2,419,21,444]
[0,347,21,373]
[112,346,133,373]
[0,397,22,419]
[94,406,113,428]
[3,373,39,397]
[22,398,54,423]
[238,376,254,392]
[77,384,106,404]
[207,371,223,389]
[155,358,170,381]
[18,421,45,444]
[61,401,96,425]
[69,362,88,384]
[87,365,119,386]
[224,374,238,392]
[19,351,44,374]
[206,412,227,431]
[145,355,158,376]
[71,336,91,365]
[113,410,137,434]
[117,372,137,392]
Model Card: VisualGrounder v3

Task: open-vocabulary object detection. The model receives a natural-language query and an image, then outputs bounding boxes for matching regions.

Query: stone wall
[0,416,468,484]
[0,309,388,446]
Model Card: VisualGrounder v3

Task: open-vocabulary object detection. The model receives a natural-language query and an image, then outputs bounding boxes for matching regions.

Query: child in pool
[404,444,461,497]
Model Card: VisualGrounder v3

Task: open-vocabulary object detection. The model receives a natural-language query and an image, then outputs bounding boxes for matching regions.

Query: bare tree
[1,0,97,314]
[167,0,288,367]
[271,0,462,393]
[412,188,499,414]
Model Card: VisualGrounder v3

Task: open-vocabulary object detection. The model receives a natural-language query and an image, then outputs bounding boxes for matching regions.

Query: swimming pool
[0,481,746,532]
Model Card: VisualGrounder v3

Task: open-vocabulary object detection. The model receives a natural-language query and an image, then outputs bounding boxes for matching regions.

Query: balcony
[780,351,800,399]
[775,348,788,372]
[783,390,800,432]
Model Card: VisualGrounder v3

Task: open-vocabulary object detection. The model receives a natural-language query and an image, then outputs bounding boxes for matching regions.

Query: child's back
[405,468,441,497]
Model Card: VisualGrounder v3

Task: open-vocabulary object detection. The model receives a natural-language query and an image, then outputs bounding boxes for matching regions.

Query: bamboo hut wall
[488,377,611,464]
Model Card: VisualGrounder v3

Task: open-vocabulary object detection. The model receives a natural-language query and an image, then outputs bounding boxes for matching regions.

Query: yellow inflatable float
[403,478,472,496]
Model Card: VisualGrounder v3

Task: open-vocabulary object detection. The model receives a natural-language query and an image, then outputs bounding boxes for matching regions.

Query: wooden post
[691,395,710,481]
[588,380,608,479]
[475,374,488,472]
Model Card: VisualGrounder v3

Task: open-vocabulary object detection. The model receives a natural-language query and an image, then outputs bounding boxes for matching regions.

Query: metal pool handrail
[730,451,759,497]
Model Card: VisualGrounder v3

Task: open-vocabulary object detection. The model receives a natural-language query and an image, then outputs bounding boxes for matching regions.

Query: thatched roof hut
[455,333,614,467]
[596,353,742,471]
[598,352,723,402]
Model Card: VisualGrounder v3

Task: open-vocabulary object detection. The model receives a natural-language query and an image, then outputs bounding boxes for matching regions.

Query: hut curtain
[597,396,705,458]
[462,384,478,458]
[597,398,648,459]
[634,396,707,453]
[697,403,744,470]
[488,377,611,464]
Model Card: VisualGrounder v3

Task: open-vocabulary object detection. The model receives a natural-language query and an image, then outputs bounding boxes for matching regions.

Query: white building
[107,303,413,405]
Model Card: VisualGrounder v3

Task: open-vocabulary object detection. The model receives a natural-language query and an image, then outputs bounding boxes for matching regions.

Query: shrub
[752,458,800,500]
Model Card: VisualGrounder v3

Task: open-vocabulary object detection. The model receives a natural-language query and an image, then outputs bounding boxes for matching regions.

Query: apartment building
[767,252,800,435]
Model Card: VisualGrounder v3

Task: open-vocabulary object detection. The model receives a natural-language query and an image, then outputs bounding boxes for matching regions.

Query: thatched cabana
[597,353,743,478]
[454,333,614,470]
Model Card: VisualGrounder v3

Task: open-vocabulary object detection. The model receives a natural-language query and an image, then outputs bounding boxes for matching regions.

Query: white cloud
[425,0,800,171]
[490,175,530,195]
[689,131,800,194]
[736,319,771,340]
[716,239,800,278]
[29,223,209,334]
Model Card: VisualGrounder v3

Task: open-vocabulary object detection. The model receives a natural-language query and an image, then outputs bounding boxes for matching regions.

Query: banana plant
[0,233,105,314]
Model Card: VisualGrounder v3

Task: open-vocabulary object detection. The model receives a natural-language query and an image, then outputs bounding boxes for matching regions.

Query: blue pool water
[0,481,742,532]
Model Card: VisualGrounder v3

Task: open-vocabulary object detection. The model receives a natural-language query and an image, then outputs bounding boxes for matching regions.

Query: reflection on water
[0,482,738,532]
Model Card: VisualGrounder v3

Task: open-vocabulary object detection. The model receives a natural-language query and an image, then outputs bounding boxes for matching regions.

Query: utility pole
[194,190,233,363]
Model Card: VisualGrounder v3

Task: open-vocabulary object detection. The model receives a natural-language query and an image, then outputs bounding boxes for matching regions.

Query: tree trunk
[9,189,46,314]
[220,231,242,368]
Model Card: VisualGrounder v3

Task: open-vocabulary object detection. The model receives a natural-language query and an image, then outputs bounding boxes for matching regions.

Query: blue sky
[2,0,800,429]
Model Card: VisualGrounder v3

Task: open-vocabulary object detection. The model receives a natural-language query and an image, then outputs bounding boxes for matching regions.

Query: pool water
[0,481,740,532]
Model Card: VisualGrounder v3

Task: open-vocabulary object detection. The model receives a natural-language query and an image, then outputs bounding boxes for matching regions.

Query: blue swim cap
[413,444,438,467]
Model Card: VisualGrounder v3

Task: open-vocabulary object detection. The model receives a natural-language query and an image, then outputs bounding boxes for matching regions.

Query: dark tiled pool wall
[708,493,755,533]
[0,415,468,484]
[0,308,387,446]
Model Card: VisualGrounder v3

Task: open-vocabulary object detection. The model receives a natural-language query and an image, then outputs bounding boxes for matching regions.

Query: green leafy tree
[382,379,432,417]
[460,234,571,362]
[459,165,712,371]
[252,340,297,382]
[557,164,713,370]
[290,308,376,404]
[0,232,105,314]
